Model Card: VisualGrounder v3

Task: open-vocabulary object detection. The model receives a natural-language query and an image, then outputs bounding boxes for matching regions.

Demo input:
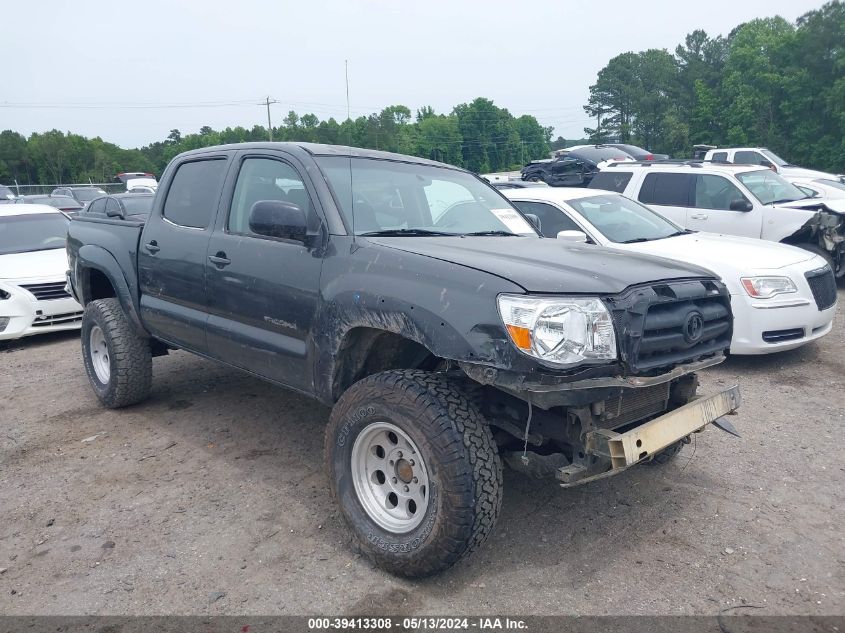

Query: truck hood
[0,247,69,281]
[780,166,840,180]
[367,236,716,295]
[776,197,845,214]
[621,232,815,273]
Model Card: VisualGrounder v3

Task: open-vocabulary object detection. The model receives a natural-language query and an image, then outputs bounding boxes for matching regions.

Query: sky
[1,0,827,149]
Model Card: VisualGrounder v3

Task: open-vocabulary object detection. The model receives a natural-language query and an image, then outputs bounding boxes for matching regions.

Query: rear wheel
[81,298,152,408]
[325,369,503,577]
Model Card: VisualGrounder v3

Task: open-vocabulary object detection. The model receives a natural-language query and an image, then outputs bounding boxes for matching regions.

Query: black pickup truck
[67,142,740,577]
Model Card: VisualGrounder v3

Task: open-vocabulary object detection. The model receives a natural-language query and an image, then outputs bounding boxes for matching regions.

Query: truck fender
[75,244,147,335]
[311,293,513,404]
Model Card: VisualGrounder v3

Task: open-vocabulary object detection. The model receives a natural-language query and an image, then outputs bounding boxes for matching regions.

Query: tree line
[0,98,551,185]
[584,0,845,171]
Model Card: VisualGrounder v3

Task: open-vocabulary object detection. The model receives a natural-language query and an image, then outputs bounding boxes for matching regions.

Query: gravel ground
[1,289,843,616]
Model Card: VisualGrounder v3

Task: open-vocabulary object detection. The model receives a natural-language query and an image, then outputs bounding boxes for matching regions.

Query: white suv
[592,161,845,276]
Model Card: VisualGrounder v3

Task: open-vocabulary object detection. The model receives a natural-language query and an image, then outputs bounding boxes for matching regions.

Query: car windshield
[0,213,69,255]
[120,196,154,216]
[316,157,536,236]
[567,194,683,243]
[736,169,807,205]
[760,149,788,167]
[74,188,107,202]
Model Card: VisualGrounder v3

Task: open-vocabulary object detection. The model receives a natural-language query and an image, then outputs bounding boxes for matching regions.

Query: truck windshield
[736,169,807,205]
[760,149,788,167]
[316,157,536,236]
[0,213,69,255]
[567,194,684,243]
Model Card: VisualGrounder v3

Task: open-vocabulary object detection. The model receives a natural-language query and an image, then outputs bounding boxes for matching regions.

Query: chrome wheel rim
[89,325,110,384]
[350,421,430,533]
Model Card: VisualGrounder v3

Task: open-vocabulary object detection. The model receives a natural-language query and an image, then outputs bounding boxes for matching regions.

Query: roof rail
[605,159,740,169]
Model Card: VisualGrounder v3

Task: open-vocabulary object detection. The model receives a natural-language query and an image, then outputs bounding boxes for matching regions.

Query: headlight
[740,276,797,299]
[497,294,617,366]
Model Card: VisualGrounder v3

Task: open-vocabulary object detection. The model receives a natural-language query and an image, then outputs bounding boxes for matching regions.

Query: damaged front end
[783,201,845,275]
[458,278,742,487]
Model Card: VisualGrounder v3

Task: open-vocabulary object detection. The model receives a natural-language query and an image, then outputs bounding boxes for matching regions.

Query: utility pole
[262,96,279,141]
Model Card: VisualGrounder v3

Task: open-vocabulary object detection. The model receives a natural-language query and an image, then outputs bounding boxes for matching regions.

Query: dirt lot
[1,290,843,617]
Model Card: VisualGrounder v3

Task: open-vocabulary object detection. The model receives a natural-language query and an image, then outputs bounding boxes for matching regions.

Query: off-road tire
[81,298,152,408]
[325,369,503,578]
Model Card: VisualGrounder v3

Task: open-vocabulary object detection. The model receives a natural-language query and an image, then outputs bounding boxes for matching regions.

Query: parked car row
[594,160,844,277]
[0,192,155,340]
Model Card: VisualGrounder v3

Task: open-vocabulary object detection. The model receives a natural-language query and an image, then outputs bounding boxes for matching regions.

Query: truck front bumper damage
[558,385,741,487]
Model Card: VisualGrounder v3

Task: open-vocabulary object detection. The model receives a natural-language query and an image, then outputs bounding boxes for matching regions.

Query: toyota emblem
[683,311,704,343]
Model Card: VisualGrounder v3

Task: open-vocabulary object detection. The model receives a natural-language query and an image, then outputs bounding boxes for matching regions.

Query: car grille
[608,279,733,374]
[31,311,83,327]
[19,282,71,301]
[805,266,836,311]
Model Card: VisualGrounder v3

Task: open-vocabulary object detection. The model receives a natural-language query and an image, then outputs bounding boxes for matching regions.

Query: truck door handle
[690,213,709,220]
[144,241,160,253]
[208,252,231,267]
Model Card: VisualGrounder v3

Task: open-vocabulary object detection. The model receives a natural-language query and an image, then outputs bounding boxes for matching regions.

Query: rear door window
[638,173,692,206]
[162,159,227,228]
[588,171,632,193]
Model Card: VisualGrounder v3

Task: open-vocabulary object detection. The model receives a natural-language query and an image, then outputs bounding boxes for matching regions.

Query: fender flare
[76,245,147,335]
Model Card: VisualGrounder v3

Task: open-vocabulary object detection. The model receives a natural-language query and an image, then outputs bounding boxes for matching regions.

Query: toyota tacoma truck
[66,142,740,577]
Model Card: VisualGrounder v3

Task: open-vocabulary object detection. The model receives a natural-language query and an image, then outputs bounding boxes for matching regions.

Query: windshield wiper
[462,230,518,236]
[360,228,457,237]
[620,237,651,244]
[769,198,803,205]
[653,230,690,240]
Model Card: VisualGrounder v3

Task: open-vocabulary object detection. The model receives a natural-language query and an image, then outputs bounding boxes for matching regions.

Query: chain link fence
[9,183,127,196]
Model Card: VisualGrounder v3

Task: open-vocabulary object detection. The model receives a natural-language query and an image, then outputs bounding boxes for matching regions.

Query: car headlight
[740,276,797,299]
[497,294,617,366]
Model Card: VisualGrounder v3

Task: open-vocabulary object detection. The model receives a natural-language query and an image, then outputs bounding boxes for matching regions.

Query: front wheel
[81,298,152,408]
[325,370,503,577]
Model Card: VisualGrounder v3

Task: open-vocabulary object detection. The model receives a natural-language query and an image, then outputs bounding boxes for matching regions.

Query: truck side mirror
[729,199,753,212]
[249,200,307,242]
[557,230,588,243]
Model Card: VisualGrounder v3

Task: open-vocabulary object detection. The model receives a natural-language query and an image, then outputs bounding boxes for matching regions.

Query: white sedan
[503,188,837,355]
[0,205,83,340]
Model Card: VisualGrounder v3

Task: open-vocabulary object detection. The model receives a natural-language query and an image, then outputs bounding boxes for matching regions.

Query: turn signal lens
[506,324,531,350]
